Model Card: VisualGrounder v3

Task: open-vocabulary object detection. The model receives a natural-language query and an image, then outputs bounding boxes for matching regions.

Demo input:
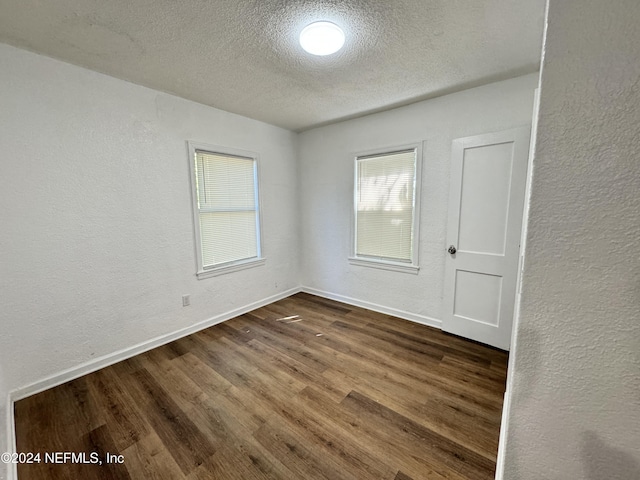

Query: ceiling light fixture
[299,21,345,56]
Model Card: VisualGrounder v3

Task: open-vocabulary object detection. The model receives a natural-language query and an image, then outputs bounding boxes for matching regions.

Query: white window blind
[355,149,417,263]
[194,150,260,269]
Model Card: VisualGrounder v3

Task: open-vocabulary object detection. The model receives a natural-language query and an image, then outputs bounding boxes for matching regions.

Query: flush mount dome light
[299,21,345,56]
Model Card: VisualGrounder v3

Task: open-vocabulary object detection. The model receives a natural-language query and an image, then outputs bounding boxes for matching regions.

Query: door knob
[448,245,457,255]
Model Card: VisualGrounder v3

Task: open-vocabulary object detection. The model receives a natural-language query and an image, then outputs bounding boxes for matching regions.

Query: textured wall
[0,44,299,479]
[502,1,640,478]
[297,74,537,324]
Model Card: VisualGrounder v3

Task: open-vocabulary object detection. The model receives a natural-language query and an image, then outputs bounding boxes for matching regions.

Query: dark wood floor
[15,293,508,479]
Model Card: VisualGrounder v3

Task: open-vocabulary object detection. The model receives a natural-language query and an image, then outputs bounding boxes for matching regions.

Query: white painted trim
[4,289,303,480]
[350,141,424,270]
[4,287,298,479]
[301,286,441,329]
[4,284,440,480]
[494,80,544,479]
[348,257,419,274]
[8,287,300,403]
[5,391,17,480]
[197,257,266,279]
[0,393,18,480]
[186,141,265,278]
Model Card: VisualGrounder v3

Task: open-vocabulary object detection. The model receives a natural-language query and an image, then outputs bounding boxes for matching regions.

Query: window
[188,143,264,278]
[350,145,421,273]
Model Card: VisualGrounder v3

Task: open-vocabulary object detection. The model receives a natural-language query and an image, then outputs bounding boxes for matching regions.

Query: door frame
[442,125,532,350]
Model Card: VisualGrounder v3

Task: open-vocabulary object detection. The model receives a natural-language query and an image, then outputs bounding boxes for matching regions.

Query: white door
[442,127,531,350]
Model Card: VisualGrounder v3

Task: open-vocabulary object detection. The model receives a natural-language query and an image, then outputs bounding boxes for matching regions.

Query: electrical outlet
[182,294,190,307]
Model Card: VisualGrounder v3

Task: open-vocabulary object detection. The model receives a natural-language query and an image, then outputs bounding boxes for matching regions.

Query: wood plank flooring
[14,293,508,479]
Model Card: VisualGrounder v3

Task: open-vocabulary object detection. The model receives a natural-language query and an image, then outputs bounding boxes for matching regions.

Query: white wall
[501,1,640,478]
[0,43,299,479]
[297,74,538,324]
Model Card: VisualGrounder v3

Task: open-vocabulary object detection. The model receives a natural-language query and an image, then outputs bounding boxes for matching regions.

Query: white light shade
[299,22,345,56]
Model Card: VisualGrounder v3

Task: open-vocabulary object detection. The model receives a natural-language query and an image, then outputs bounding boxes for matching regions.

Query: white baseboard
[300,286,442,329]
[4,285,439,480]
[5,287,302,480]
[9,287,301,404]
[9,399,14,480]
[4,391,16,480]
[8,287,437,406]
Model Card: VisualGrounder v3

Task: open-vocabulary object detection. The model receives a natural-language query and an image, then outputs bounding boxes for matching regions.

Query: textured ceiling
[0,0,545,131]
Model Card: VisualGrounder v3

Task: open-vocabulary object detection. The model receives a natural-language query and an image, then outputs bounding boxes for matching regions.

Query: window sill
[348,257,419,274]
[197,257,266,279]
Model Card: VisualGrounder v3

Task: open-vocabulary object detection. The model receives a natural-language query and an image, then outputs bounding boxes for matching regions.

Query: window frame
[349,142,423,274]
[187,141,265,279]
